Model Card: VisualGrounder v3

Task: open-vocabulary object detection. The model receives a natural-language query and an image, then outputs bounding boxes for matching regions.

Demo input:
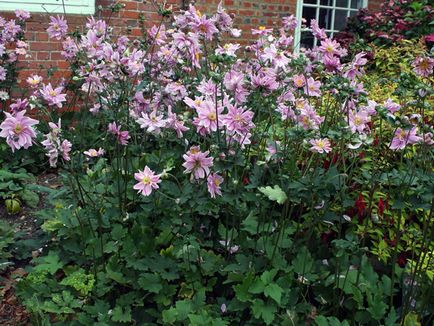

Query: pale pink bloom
[167,108,189,138]
[41,119,70,167]
[309,138,332,154]
[219,240,239,254]
[421,132,434,146]
[252,26,273,36]
[383,99,400,114]
[251,73,279,91]
[27,75,43,88]
[84,148,105,158]
[353,52,368,67]
[230,28,242,37]
[0,91,9,101]
[323,55,342,72]
[298,105,324,130]
[108,122,130,145]
[0,110,38,152]
[133,166,161,197]
[47,15,68,40]
[62,37,79,59]
[262,44,290,68]
[226,131,252,148]
[60,139,72,161]
[282,15,297,31]
[10,99,29,113]
[184,97,204,111]
[0,67,6,81]
[191,15,219,40]
[40,83,66,108]
[359,100,377,116]
[412,56,434,78]
[292,74,306,88]
[266,141,280,156]
[89,103,101,114]
[148,25,167,46]
[182,146,214,180]
[220,303,227,314]
[304,77,321,97]
[310,19,327,40]
[215,43,240,57]
[319,39,341,57]
[164,82,187,101]
[389,128,422,151]
[276,104,296,121]
[207,173,223,198]
[193,99,223,135]
[15,10,30,20]
[85,17,107,36]
[224,70,248,104]
[349,110,370,134]
[137,111,167,135]
[15,41,28,56]
[222,103,255,136]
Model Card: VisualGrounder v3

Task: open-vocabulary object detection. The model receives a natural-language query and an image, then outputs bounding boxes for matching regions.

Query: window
[295,0,367,49]
[0,0,95,15]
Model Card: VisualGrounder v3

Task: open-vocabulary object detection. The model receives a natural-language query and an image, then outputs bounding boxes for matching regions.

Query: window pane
[349,10,358,17]
[300,31,315,49]
[304,0,318,4]
[351,0,364,8]
[302,6,317,25]
[318,8,333,30]
[336,0,349,7]
[334,10,348,30]
[320,0,333,6]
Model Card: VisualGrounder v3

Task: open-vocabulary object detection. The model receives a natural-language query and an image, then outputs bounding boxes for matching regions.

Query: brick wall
[1,0,383,86]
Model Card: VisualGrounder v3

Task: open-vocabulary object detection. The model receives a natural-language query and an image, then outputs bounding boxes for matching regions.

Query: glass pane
[320,0,333,6]
[304,0,317,4]
[318,8,333,30]
[302,6,317,25]
[349,10,358,17]
[334,10,348,30]
[351,0,364,8]
[300,31,315,49]
[336,0,349,7]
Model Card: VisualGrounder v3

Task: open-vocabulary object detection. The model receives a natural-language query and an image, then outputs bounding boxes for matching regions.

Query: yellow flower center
[142,176,151,185]
[214,179,221,187]
[317,140,325,148]
[259,26,266,30]
[50,90,57,97]
[208,112,217,121]
[294,79,304,87]
[354,117,362,126]
[14,124,23,134]
[326,45,334,53]
[419,59,429,70]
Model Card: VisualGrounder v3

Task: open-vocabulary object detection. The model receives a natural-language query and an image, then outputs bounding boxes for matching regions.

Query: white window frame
[294,0,368,50]
[0,0,95,15]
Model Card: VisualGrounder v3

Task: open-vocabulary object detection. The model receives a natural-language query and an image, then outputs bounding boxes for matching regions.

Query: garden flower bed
[0,2,433,325]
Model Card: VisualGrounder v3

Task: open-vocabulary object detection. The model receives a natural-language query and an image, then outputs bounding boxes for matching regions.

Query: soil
[0,172,60,325]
